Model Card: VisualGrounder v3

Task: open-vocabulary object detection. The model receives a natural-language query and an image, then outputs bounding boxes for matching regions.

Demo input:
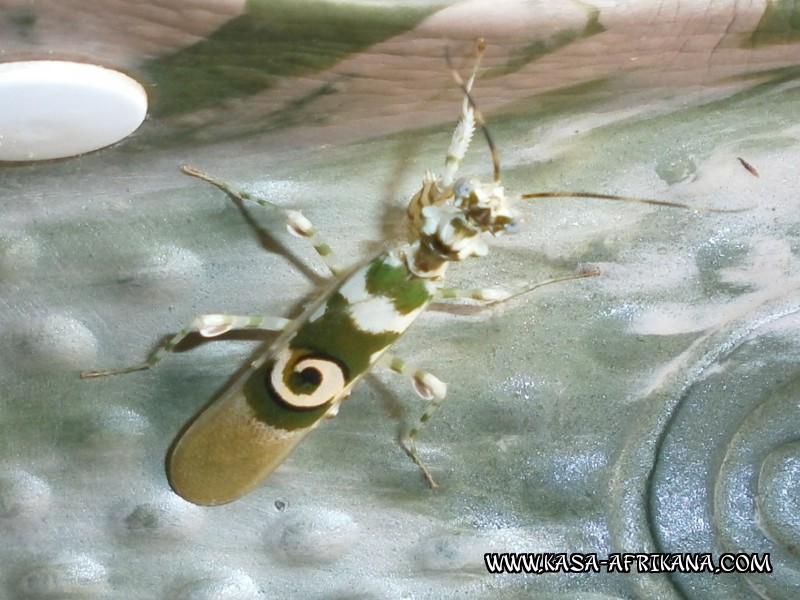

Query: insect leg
[379,353,447,401]
[440,49,481,189]
[434,268,601,306]
[407,41,488,229]
[181,166,343,276]
[378,352,447,488]
[445,38,501,184]
[80,314,291,378]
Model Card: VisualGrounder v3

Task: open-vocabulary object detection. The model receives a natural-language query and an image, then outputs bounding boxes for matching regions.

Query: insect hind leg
[80,313,292,378]
[381,269,600,485]
[181,166,343,276]
[378,352,447,488]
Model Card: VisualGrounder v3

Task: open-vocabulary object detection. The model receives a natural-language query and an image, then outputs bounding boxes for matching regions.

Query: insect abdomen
[168,252,436,504]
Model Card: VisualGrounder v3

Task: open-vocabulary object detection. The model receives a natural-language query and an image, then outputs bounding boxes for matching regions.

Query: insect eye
[505,216,522,234]
[454,178,475,200]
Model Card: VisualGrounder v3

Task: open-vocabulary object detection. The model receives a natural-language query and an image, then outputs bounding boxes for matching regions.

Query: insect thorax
[244,251,439,423]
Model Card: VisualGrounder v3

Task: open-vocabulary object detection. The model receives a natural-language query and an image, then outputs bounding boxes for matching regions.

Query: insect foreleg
[442,39,486,188]
[378,352,447,488]
[181,166,343,275]
[80,313,291,378]
[407,40,489,230]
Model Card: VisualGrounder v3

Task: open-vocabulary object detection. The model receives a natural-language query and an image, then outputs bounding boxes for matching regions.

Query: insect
[737,156,760,178]
[81,41,738,505]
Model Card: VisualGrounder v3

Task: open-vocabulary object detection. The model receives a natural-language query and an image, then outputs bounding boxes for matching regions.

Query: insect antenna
[445,39,502,183]
[445,41,749,215]
[521,191,751,213]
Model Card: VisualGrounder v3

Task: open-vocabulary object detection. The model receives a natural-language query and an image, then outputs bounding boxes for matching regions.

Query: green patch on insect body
[365,255,433,313]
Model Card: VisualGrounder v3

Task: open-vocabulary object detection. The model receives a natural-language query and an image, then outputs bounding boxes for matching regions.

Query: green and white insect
[81,42,732,506]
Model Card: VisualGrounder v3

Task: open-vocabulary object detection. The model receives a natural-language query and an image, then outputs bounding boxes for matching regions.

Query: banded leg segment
[80,314,291,378]
[407,40,487,229]
[181,166,342,276]
[379,353,447,401]
[441,47,482,189]
[435,268,601,306]
[378,352,447,488]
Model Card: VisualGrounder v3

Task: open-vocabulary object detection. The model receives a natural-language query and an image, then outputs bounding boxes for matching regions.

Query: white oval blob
[0,61,147,161]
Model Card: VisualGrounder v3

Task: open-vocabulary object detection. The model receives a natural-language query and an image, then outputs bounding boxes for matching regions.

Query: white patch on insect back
[338,268,370,304]
[270,348,346,409]
[334,256,426,334]
[348,295,422,335]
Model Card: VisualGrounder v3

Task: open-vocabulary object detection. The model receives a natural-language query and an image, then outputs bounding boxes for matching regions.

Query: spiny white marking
[270,348,345,409]
[437,217,488,259]
[420,205,444,236]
